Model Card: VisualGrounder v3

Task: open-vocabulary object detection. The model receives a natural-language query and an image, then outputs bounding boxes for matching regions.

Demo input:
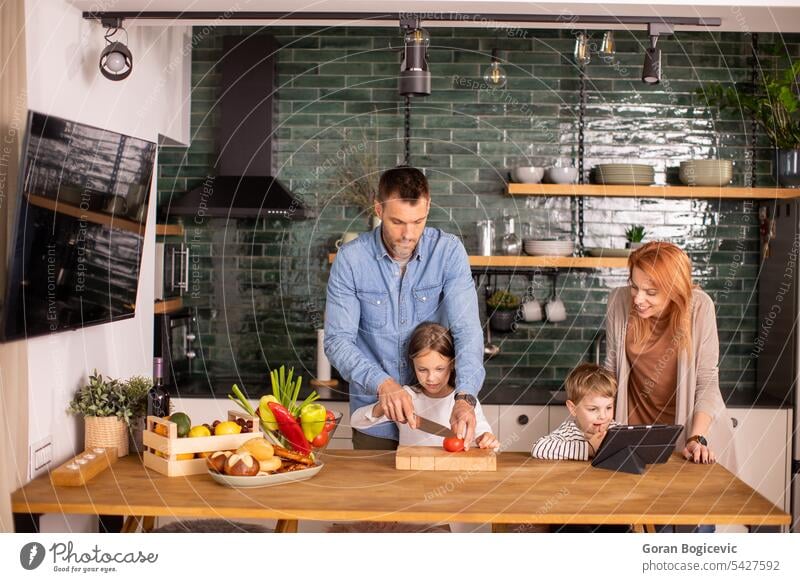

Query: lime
[170,412,192,438]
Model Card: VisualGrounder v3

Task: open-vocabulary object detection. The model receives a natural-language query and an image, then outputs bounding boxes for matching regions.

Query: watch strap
[454,392,477,407]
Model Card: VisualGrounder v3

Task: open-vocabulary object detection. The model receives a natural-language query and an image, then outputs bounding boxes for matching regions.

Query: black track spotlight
[641,22,672,85]
[398,14,431,97]
[99,18,132,81]
[642,40,661,84]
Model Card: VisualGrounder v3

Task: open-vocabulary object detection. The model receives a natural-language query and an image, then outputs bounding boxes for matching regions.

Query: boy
[532,363,619,460]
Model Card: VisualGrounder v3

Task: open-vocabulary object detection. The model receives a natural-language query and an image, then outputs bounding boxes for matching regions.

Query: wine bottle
[147,357,170,418]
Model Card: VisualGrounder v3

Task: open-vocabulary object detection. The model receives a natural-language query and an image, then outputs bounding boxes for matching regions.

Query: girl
[351,322,498,449]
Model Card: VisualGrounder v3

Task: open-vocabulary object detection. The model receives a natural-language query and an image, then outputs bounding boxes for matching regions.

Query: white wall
[20,0,190,531]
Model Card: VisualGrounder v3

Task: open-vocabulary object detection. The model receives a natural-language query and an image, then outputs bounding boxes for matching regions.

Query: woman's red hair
[627,241,694,353]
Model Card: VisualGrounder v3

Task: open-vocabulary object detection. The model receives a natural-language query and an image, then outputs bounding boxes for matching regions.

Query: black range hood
[169,34,305,220]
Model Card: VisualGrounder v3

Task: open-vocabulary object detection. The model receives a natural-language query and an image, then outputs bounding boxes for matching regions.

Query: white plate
[587,247,632,258]
[208,462,324,488]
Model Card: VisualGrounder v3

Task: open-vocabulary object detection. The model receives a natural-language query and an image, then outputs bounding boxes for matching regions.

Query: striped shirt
[531,418,620,461]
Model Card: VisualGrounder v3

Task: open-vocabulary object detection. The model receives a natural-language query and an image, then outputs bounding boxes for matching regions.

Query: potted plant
[333,149,381,230]
[67,370,147,457]
[486,290,521,332]
[625,225,646,250]
[123,375,152,454]
[699,57,800,186]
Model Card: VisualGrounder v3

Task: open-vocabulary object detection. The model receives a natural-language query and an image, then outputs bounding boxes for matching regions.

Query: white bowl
[545,167,579,184]
[512,166,545,184]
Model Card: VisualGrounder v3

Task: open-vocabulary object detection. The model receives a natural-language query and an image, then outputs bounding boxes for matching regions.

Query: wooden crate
[143,410,259,476]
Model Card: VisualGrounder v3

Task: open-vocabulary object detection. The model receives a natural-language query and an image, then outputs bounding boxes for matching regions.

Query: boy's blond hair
[565,363,617,403]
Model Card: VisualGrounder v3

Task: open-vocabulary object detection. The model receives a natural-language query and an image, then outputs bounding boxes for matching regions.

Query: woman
[605,242,736,471]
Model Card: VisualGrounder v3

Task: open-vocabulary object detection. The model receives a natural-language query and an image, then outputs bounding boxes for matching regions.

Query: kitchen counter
[172,375,789,409]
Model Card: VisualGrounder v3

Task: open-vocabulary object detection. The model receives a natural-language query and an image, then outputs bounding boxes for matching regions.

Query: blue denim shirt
[324,226,485,440]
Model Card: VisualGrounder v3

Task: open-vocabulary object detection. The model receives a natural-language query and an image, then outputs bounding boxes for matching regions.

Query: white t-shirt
[350,386,493,447]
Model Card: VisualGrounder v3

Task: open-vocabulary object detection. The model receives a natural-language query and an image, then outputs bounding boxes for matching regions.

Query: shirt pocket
[413,283,443,323]
[357,290,388,330]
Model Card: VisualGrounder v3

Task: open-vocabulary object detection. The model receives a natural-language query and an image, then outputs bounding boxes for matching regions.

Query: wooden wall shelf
[468,255,627,269]
[506,183,800,199]
[154,297,183,315]
[155,223,185,236]
[27,193,145,236]
[329,253,626,270]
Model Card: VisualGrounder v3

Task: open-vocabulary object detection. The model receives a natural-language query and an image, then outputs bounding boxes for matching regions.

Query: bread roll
[236,437,274,461]
[206,450,232,473]
[258,456,282,473]
[225,452,260,477]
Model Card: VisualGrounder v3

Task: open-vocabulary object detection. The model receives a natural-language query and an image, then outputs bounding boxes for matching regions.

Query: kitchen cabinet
[548,405,571,432]
[496,405,549,452]
[729,408,792,511]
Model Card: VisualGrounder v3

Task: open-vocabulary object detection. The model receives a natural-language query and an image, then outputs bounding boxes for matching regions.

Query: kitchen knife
[414,415,455,438]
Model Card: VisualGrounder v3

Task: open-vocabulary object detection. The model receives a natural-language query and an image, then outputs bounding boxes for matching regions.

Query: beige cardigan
[605,286,738,473]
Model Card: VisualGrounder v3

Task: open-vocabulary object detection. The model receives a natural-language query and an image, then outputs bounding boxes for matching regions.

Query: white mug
[335,231,360,248]
[522,298,542,322]
[545,297,567,322]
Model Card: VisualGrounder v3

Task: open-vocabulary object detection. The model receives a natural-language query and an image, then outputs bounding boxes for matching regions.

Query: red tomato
[443,437,465,452]
[323,410,337,433]
[311,430,330,448]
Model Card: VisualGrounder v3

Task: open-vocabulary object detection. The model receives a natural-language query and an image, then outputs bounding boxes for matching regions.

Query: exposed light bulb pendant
[600,31,616,57]
[483,48,507,88]
[574,32,590,66]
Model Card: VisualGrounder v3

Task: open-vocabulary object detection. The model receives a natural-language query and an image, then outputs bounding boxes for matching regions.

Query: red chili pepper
[268,401,311,455]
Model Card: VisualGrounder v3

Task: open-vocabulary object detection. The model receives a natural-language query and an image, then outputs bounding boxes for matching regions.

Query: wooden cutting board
[395,446,497,471]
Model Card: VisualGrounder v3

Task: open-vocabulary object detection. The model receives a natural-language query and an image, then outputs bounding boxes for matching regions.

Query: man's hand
[377,378,416,428]
[450,399,477,450]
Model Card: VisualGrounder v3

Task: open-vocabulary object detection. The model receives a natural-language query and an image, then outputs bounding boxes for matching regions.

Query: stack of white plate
[594,164,655,185]
[523,239,574,257]
[679,160,733,187]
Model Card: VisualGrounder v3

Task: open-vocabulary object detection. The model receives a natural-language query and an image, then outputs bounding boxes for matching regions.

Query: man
[325,167,485,450]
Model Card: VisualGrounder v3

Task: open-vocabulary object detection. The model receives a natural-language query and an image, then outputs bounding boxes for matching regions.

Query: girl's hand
[476,432,499,450]
[683,440,716,464]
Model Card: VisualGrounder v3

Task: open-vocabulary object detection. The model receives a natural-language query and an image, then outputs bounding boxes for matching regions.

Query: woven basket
[85,416,129,457]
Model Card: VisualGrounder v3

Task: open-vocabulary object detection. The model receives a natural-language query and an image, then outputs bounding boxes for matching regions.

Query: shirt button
[421,297,427,301]
[376,300,381,305]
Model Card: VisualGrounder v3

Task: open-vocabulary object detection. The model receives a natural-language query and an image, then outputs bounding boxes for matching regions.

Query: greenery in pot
[486,290,521,312]
[625,225,646,244]
[698,59,800,149]
[67,370,147,426]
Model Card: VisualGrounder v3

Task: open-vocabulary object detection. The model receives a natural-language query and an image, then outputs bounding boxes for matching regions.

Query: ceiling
[69,1,800,33]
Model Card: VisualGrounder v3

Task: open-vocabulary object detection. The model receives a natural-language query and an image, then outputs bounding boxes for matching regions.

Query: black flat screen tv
[0,111,156,341]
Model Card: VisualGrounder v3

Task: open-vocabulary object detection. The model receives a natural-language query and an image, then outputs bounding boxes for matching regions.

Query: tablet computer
[591,424,684,473]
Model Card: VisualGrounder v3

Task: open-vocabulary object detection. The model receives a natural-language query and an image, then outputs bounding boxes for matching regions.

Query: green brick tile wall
[158,26,799,395]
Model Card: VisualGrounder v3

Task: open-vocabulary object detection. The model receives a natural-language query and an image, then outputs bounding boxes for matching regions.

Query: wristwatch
[686,434,708,446]
[454,392,477,407]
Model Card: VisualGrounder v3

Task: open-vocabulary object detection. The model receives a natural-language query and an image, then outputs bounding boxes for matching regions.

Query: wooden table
[11,451,789,532]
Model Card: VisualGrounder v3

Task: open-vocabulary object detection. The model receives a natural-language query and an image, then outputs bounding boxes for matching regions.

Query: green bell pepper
[300,403,327,442]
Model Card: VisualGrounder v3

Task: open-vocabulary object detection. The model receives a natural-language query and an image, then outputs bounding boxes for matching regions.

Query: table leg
[631,524,644,533]
[13,512,40,533]
[121,516,143,533]
[274,519,298,533]
[98,515,124,533]
[645,524,656,533]
[142,516,156,532]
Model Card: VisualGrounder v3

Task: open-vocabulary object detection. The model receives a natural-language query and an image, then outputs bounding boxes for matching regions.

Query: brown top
[625,314,679,425]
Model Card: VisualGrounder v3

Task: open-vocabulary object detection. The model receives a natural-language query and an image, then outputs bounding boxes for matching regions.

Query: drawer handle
[517,414,529,426]
[731,417,738,428]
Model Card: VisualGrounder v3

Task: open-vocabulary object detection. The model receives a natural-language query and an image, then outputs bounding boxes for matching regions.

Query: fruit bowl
[301,411,343,456]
